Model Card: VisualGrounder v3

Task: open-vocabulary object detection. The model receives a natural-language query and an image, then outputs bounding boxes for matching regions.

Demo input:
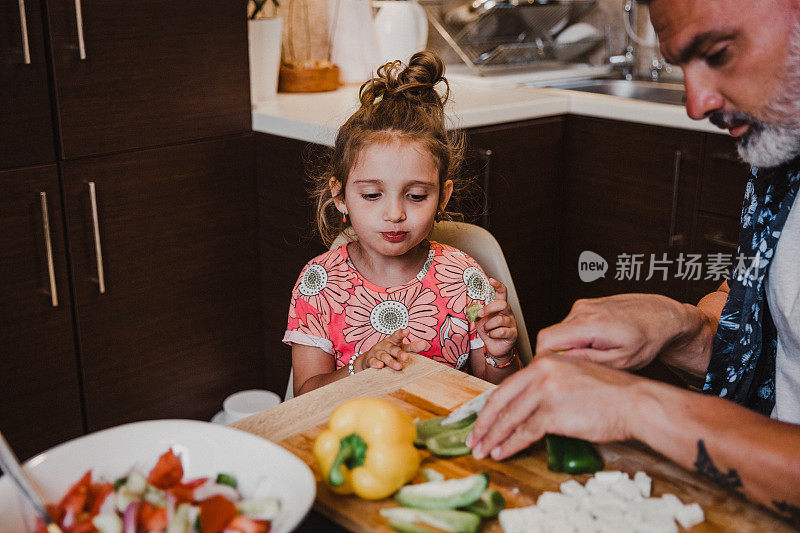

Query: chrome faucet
[606,0,637,80]
[649,57,673,81]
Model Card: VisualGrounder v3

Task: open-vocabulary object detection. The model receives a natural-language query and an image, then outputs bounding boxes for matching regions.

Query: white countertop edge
[252,87,726,146]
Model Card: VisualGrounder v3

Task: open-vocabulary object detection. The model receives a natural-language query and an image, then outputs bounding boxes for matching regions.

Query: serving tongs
[0,429,63,533]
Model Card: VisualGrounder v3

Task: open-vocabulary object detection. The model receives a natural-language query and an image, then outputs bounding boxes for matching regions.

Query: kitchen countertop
[251,77,724,147]
[231,353,792,532]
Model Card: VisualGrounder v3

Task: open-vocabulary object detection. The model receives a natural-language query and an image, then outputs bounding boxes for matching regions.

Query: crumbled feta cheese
[543,517,573,533]
[611,478,644,502]
[498,506,545,533]
[676,502,705,529]
[559,479,587,498]
[594,470,625,483]
[659,493,684,515]
[497,470,704,533]
[634,471,652,498]
[537,491,579,513]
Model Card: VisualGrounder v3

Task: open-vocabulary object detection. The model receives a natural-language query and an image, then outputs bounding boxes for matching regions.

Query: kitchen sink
[528,78,686,106]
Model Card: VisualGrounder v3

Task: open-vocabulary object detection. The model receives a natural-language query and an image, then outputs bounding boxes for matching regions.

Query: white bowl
[0,420,315,533]
[223,389,281,423]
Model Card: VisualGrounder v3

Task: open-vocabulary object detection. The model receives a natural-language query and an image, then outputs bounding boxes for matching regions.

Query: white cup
[223,389,281,423]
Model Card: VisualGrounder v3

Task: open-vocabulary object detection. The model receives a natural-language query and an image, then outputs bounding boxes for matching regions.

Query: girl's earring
[434,211,441,222]
[343,212,348,224]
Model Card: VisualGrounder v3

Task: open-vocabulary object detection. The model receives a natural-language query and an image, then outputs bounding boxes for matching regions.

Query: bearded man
[467,0,800,522]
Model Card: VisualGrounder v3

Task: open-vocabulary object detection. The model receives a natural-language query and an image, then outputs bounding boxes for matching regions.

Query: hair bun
[359,50,449,108]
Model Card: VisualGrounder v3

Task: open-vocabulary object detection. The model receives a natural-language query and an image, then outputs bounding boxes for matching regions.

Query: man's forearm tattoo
[693,439,743,490]
[773,500,800,525]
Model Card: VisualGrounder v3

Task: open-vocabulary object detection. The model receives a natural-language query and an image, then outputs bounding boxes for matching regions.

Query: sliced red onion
[165,491,177,522]
[192,482,240,502]
[62,508,76,530]
[123,501,139,533]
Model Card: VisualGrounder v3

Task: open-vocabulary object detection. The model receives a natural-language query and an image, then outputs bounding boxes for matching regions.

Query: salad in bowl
[0,420,315,533]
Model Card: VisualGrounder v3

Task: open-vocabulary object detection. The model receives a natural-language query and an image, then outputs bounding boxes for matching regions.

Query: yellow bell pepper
[313,397,420,500]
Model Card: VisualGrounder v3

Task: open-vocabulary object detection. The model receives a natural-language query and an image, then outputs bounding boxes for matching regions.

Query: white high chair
[284,221,533,400]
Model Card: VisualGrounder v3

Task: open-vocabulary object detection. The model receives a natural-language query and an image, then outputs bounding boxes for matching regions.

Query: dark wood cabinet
[61,136,262,431]
[0,165,83,461]
[0,0,56,170]
[559,117,704,310]
[2,2,256,454]
[686,134,751,300]
[44,0,251,159]
[465,118,565,335]
[256,133,327,395]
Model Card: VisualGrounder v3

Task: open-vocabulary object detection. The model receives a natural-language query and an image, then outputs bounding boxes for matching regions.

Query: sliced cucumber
[421,468,445,482]
[237,497,281,520]
[395,473,488,510]
[381,508,480,533]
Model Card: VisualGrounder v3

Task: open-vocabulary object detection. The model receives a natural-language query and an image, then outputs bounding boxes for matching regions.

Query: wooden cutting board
[232,354,792,532]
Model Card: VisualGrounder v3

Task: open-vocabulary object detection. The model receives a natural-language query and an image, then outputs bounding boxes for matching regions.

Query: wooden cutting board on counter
[232,354,793,532]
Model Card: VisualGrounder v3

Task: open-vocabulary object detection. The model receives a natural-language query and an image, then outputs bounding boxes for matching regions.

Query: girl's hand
[476,278,518,358]
[359,328,427,371]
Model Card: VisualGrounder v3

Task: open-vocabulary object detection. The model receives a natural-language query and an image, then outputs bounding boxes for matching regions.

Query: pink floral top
[284,241,495,371]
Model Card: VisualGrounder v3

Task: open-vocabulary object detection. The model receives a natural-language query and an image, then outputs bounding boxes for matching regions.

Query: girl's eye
[707,46,729,67]
[361,193,381,200]
[408,194,428,202]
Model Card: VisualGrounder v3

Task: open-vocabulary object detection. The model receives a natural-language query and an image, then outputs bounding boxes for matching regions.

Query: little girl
[284,51,519,395]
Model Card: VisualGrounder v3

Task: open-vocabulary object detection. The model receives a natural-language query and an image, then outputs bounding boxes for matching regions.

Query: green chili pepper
[414,414,476,446]
[460,488,505,518]
[425,425,474,457]
[545,434,604,474]
[215,472,238,489]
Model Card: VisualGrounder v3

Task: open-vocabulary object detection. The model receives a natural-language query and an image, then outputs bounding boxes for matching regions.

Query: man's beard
[708,23,800,168]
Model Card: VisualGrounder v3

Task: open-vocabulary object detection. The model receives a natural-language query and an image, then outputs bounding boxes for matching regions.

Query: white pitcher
[372,0,429,65]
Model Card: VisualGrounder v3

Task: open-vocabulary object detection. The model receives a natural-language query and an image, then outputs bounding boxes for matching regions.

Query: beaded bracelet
[348,352,362,375]
[484,346,518,368]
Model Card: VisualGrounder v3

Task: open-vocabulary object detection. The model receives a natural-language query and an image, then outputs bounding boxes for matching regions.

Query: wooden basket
[278,64,340,93]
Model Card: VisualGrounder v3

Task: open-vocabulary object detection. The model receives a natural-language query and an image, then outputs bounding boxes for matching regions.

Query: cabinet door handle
[18,0,31,64]
[88,182,106,293]
[478,148,493,228]
[39,192,58,307]
[74,0,86,60]
[668,150,684,248]
[704,232,739,250]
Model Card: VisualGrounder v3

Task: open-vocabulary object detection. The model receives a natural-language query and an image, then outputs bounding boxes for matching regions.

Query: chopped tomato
[46,503,63,524]
[199,495,238,533]
[70,515,97,533]
[60,471,92,514]
[171,477,209,504]
[88,481,114,515]
[225,516,271,533]
[138,501,168,531]
[147,449,184,490]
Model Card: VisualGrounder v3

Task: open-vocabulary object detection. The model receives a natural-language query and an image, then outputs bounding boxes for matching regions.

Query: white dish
[211,410,230,425]
[0,419,315,533]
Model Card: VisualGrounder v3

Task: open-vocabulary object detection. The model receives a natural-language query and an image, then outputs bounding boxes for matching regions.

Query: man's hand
[536,293,703,371]
[475,278,518,357]
[467,352,642,460]
[360,328,426,371]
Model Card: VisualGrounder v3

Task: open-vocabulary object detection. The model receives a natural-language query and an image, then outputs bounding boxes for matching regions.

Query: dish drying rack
[423,0,601,76]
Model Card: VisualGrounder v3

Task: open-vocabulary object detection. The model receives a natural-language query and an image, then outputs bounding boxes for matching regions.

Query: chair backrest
[285,221,533,400]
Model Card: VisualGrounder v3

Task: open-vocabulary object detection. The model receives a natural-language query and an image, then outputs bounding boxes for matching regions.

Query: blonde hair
[310,50,467,246]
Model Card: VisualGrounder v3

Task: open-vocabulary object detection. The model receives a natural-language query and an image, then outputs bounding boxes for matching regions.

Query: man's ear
[439,179,454,214]
[329,177,346,213]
